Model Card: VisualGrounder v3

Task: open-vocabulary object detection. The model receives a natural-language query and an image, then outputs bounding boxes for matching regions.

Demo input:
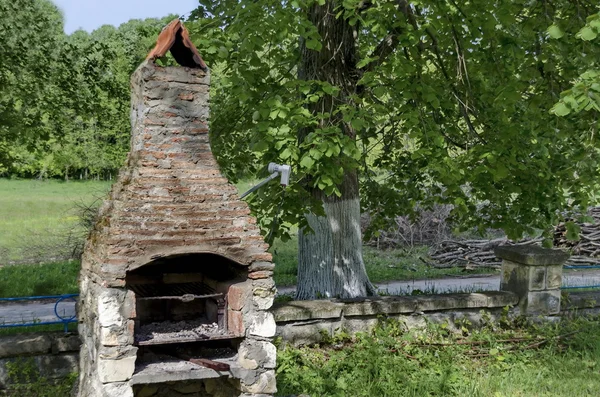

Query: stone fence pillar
[494,245,568,315]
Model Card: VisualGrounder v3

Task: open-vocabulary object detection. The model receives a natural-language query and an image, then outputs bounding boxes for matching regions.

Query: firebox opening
[127,252,247,281]
[126,253,247,347]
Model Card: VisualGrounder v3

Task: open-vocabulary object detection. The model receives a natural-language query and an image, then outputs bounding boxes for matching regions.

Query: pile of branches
[365,204,600,269]
[430,206,600,269]
[362,204,452,249]
[553,206,600,266]
[421,330,579,358]
[429,238,543,269]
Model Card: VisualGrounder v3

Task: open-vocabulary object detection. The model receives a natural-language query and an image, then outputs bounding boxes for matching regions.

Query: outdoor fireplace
[77,20,277,397]
[126,254,245,346]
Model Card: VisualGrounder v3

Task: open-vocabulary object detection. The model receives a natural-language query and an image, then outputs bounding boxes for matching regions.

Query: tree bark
[296,1,376,299]
[297,171,377,299]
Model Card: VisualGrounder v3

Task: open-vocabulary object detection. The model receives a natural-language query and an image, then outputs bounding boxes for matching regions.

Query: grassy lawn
[277,316,600,397]
[0,178,111,264]
[0,323,77,337]
[0,261,79,298]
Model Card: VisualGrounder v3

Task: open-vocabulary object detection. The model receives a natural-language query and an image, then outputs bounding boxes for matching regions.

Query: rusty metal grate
[136,333,238,346]
[129,282,217,298]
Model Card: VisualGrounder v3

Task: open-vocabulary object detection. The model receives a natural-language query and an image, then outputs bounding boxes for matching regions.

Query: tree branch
[363,0,415,72]
[408,6,486,145]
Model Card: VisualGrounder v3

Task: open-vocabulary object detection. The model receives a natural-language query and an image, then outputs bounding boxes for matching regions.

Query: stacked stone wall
[0,333,79,390]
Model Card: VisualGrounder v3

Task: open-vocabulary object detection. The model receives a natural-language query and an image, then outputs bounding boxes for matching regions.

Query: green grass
[0,239,493,298]
[0,237,493,298]
[0,323,77,337]
[363,246,496,283]
[270,237,299,286]
[0,178,111,264]
[0,261,80,298]
[276,315,600,397]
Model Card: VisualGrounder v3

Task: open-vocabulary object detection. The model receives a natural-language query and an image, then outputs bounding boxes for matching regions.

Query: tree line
[0,0,176,180]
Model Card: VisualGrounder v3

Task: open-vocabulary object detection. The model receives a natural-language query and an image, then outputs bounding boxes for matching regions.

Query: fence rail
[561,264,600,291]
[0,294,78,332]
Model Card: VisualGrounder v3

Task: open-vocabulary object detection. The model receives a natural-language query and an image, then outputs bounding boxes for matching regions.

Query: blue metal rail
[564,265,600,270]
[0,294,78,332]
[562,263,600,290]
[561,284,600,290]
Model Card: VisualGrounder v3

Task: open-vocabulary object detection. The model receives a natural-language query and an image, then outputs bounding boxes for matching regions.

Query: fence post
[494,245,568,315]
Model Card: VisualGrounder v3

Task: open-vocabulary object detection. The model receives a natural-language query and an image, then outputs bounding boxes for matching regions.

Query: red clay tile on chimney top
[147,19,207,70]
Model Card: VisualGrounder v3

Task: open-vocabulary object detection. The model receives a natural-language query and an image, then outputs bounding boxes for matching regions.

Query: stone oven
[77,20,277,397]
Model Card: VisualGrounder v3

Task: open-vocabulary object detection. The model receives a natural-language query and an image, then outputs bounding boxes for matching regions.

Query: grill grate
[129,282,217,298]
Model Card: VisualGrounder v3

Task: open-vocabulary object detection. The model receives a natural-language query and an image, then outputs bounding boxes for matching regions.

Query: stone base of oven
[132,357,243,385]
[82,374,275,397]
[79,359,275,397]
[91,374,276,397]
[131,359,275,396]
[133,379,240,397]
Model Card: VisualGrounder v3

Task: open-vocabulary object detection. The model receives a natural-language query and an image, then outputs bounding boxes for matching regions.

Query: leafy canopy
[550,13,600,116]
[188,1,600,240]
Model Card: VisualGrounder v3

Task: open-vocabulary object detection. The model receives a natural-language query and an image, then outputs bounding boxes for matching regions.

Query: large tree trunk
[297,171,377,299]
[296,1,376,299]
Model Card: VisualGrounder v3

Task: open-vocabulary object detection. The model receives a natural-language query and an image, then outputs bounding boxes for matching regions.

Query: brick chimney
[77,22,277,397]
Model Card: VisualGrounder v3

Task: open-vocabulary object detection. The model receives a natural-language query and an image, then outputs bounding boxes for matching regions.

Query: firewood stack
[553,206,600,265]
[430,206,600,269]
[429,238,543,269]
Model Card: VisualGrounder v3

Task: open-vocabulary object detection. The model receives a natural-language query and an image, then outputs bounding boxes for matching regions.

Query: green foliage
[551,13,600,116]
[565,221,582,241]
[188,0,600,242]
[0,0,63,171]
[277,316,600,396]
[5,358,77,397]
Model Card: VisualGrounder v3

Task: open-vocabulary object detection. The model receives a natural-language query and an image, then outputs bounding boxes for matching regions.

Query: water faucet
[240,162,292,199]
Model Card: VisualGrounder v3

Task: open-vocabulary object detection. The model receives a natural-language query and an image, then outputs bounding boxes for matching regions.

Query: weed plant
[276,315,600,397]
[3,358,77,396]
[0,178,111,264]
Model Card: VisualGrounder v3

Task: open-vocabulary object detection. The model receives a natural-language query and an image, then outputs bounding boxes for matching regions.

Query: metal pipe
[240,172,279,199]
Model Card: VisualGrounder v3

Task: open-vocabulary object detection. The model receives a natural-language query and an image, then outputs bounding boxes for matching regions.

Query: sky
[52,0,199,34]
